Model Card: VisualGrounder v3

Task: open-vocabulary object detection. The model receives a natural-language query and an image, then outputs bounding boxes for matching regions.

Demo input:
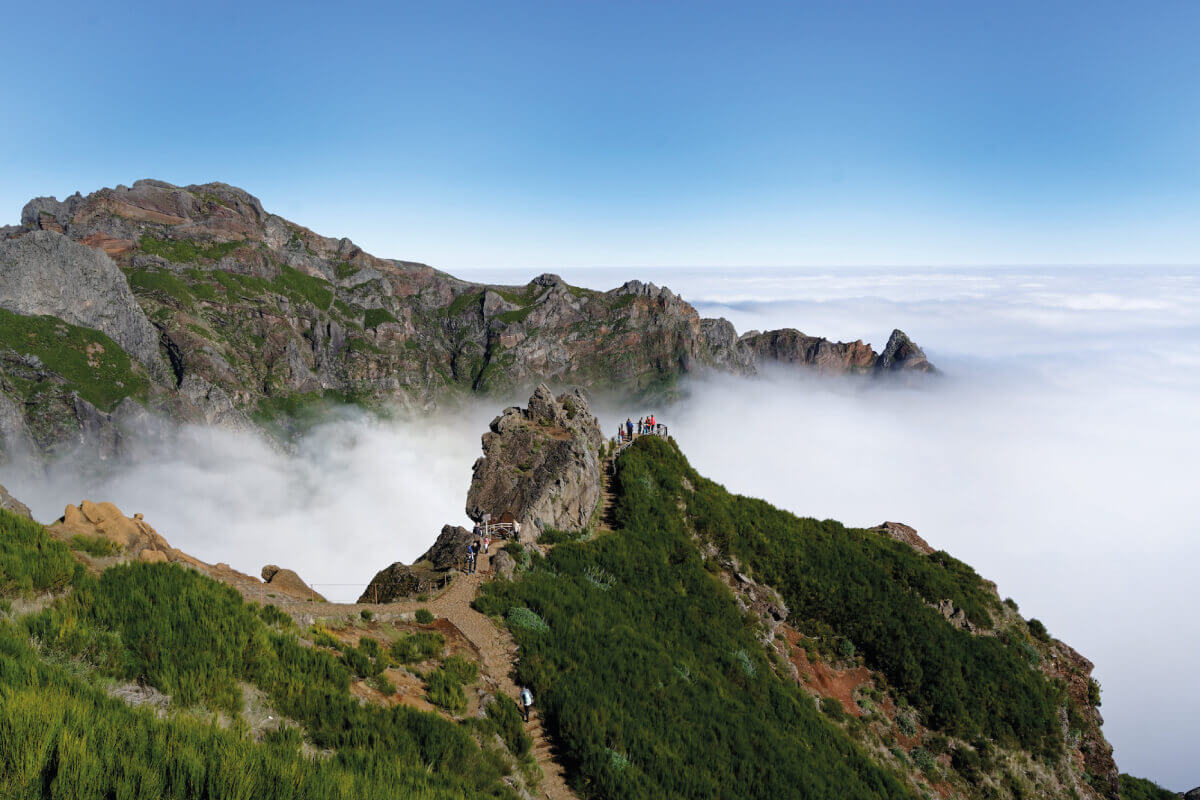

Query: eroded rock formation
[465,384,604,540]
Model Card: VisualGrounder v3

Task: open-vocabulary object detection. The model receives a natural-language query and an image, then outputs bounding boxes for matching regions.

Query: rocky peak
[868,521,934,555]
[465,383,604,540]
[876,329,935,373]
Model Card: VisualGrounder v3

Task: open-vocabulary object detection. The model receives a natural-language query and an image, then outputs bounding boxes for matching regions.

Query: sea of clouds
[2,265,1196,789]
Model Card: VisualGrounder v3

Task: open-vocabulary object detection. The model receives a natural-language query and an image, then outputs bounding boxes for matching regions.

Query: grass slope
[0,509,514,800]
[0,308,149,411]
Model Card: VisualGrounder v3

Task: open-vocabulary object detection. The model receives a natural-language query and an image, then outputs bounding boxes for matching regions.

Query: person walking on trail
[519,686,534,722]
[483,535,491,554]
[465,543,476,574]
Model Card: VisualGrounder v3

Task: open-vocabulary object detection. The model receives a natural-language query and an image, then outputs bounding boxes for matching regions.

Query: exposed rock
[868,521,934,555]
[741,329,877,373]
[415,525,476,571]
[0,483,32,519]
[933,598,979,633]
[0,230,164,375]
[261,564,325,602]
[465,384,604,540]
[875,329,936,373]
[1182,788,1200,800]
[491,549,517,580]
[357,562,443,604]
[49,500,193,565]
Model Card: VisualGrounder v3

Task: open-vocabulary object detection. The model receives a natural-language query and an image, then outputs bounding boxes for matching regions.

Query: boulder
[1181,787,1200,800]
[465,384,604,539]
[0,483,32,519]
[491,549,516,580]
[261,565,325,602]
[415,524,475,571]
[357,562,442,604]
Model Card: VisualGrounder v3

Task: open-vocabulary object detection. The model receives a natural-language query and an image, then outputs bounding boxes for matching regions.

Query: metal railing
[609,426,669,469]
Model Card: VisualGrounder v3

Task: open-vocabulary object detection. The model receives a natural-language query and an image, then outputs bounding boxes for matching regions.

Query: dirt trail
[427,549,577,800]
[254,552,577,800]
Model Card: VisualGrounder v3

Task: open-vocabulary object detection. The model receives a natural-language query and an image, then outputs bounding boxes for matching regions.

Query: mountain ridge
[0,178,934,460]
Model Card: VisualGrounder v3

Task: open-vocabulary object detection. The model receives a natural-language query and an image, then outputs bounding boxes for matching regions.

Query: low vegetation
[1,518,517,799]
[1118,774,1177,800]
[0,309,149,411]
[652,436,1063,755]
[477,446,916,799]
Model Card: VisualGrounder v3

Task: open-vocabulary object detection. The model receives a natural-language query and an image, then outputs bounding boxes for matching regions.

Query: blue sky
[3,0,1199,269]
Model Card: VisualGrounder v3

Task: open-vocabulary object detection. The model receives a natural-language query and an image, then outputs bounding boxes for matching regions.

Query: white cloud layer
[2,265,1197,790]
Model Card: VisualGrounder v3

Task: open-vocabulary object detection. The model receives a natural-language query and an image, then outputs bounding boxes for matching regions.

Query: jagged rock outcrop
[876,329,936,374]
[357,562,444,604]
[740,329,878,373]
[1,178,937,459]
[0,230,164,375]
[261,564,325,602]
[868,521,935,555]
[414,524,476,571]
[0,483,31,519]
[465,384,604,540]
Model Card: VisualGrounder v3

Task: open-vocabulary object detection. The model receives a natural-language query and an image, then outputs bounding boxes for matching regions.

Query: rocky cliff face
[465,384,604,540]
[0,179,937,458]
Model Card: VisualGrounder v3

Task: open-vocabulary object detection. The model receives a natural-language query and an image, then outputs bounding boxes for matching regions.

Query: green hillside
[0,436,1151,799]
[0,509,517,800]
[478,436,1117,800]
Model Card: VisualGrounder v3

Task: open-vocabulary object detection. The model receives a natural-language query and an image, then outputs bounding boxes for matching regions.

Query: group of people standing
[463,535,490,574]
[617,414,666,443]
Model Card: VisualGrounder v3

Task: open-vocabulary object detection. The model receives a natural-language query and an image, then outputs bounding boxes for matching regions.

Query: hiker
[616,424,623,443]
[519,686,534,722]
[625,418,633,440]
[638,417,644,435]
[483,535,491,554]
[472,540,482,572]
[465,543,476,574]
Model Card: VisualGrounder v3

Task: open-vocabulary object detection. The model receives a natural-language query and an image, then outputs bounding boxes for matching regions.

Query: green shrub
[910,746,937,774]
[368,673,396,696]
[1119,774,1177,800]
[258,603,292,628]
[1028,618,1050,642]
[360,609,374,622]
[68,534,120,557]
[0,509,81,598]
[424,657,478,714]
[485,695,531,757]
[415,608,434,625]
[539,527,585,545]
[506,606,549,634]
[819,697,846,721]
[390,631,445,663]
